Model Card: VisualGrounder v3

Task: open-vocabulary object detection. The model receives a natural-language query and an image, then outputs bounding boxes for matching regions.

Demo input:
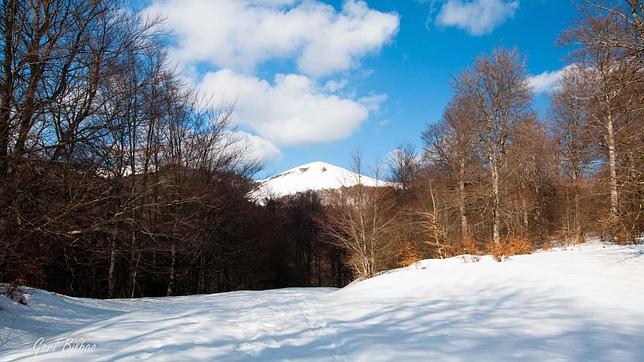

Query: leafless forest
[0,0,641,297]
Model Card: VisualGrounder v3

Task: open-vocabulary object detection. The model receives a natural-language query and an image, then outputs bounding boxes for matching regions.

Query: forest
[0,0,641,298]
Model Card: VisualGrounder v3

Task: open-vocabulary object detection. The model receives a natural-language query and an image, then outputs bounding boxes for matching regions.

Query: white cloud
[199,69,383,145]
[435,0,519,36]
[359,94,388,112]
[142,0,395,149]
[528,65,573,94]
[230,130,282,163]
[324,79,349,92]
[145,0,399,77]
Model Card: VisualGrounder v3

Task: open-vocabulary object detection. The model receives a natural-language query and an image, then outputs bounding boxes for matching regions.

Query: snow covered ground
[1,241,643,361]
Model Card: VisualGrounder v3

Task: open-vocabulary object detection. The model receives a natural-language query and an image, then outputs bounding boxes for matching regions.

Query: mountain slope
[250,161,389,200]
[2,241,644,361]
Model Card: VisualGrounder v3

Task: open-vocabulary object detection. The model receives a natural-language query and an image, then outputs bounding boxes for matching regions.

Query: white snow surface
[249,161,390,201]
[1,241,644,361]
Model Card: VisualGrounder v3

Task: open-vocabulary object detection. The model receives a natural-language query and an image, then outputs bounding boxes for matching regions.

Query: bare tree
[560,1,643,240]
[324,152,395,279]
[550,65,595,243]
[387,143,419,192]
[422,96,480,241]
[454,48,532,244]
[0,0,281,298]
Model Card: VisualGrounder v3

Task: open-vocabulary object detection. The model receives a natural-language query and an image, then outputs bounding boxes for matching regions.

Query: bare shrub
[490,236,535,262]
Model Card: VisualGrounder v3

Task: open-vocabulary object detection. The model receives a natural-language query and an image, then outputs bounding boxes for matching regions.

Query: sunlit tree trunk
[606,109,619,221]
[458,157,469,239]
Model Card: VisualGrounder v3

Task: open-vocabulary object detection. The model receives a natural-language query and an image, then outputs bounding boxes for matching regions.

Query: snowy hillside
[2,241,644,361]
[249,161,390,201]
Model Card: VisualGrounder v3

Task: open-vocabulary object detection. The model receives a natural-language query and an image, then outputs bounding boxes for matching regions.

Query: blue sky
[140,0,580,178]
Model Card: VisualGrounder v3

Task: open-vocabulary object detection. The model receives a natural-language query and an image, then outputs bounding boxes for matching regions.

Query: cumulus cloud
[199,69,382,145]
[144,0,399,77]
[435,0,519,36]
[528,65,574,94]
[324,79,349,92]
[230,130,282,163]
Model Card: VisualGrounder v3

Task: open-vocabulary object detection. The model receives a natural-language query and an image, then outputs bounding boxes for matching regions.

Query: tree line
[0,0,349,298]
[0,0,641,296]
[320,0,642,279]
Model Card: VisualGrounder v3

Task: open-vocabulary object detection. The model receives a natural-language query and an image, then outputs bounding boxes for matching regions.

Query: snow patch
[249,161,393,201]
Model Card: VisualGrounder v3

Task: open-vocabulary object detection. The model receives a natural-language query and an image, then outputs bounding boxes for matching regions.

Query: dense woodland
[0,0,641,298]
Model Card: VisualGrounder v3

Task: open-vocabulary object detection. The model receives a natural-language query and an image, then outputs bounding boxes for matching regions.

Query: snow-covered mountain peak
[250,161,388,200]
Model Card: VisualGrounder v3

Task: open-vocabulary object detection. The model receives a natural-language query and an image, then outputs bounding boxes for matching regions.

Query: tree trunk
[491,161,501,245]
[572,171,582,243]
[129,230,138,298]
[108,237,117,298]
[522,196,529,233]
[0,88,8,179]
[0,1,16,178]
[198,252,205,294]
[167,242,176,296]
[130,252,140,298]
[606,112,619,221]
[458,156,469,239]
[429,182,445,258]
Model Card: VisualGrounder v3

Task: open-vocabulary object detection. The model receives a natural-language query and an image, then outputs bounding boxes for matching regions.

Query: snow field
[1,241,643,361]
